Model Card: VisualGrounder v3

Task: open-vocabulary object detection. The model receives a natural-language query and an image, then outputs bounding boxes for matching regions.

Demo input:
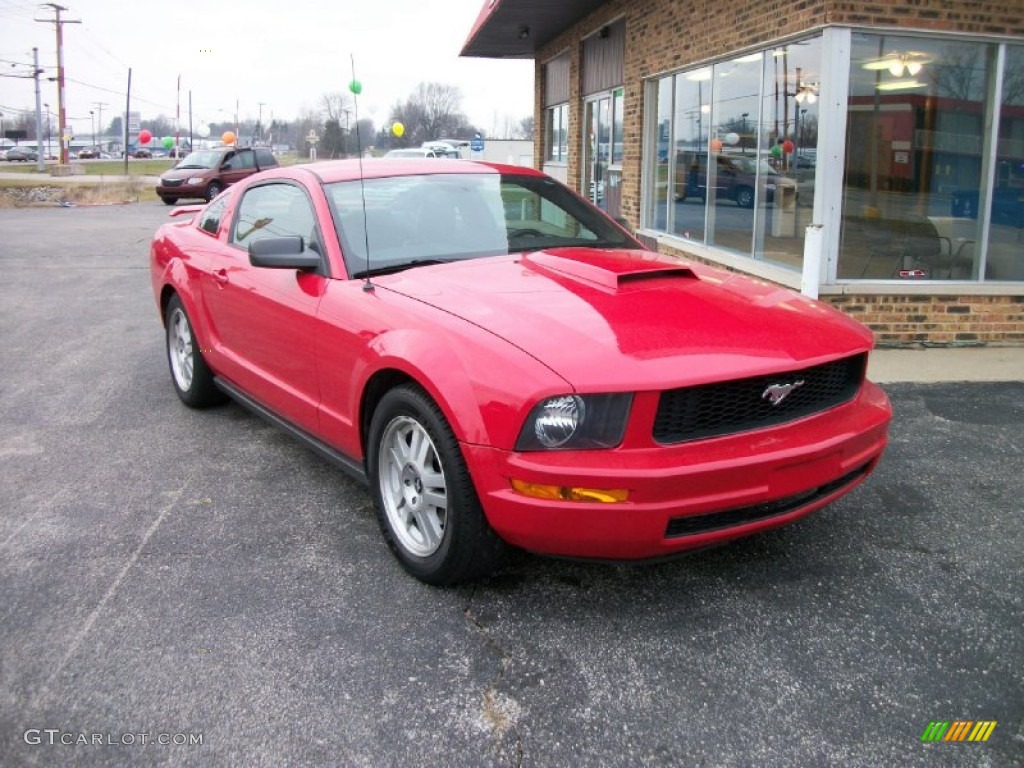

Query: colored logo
[921,721,997,742]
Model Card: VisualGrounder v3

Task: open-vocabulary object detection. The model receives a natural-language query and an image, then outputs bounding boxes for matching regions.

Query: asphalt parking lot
[1,202,1021,767]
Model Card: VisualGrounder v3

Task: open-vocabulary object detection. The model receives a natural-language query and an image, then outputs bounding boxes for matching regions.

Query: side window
[234,150,256,170]
[198,197,228,235]
[220,150,235,169]
[231,183,319,253]
[255,148,277,167]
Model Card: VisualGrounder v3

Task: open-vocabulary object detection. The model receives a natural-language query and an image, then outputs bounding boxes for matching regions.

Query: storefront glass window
[754,39,822,269]
[838,34,1012,281]
[671,69,710,242]
[545,104,569,163]
[649,78,673,230]
[644,38,820,271]
[988,45,1024,280]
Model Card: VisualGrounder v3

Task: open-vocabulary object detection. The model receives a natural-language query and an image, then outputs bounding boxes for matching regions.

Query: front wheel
[735,186,755,209]
[367,384,505,585]
[165,295,226,408]
[160,196,175,206]
[205,181,223,202]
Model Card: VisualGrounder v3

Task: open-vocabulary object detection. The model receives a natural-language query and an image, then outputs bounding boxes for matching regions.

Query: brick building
[463,1,1024,345]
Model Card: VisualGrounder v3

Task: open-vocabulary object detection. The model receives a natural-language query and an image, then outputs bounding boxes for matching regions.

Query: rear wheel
[205,181,223,202]
[735,186,755,209]
[367,384,505,585]
[165,295,225,408]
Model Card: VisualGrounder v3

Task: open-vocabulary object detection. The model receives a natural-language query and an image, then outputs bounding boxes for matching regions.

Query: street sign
[470,134,484,152]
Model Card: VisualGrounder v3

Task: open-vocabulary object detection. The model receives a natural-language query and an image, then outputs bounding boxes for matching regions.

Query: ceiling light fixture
[864,52,929,78]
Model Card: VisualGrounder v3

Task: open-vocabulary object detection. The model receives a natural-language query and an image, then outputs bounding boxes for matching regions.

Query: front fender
[356,325,570,450]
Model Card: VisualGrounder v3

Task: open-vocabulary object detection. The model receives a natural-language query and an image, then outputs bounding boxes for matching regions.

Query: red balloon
[782,139,795,154]
[138,129,152,144]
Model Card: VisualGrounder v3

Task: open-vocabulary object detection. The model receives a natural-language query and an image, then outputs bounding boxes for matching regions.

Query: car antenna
[349,56,374,293]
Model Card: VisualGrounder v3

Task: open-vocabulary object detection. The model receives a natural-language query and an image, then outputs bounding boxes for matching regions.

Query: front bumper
[156,181,205,200]
[464,381,891,559]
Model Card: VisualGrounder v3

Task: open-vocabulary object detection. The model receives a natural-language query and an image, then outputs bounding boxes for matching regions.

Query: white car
[383,147,445,159]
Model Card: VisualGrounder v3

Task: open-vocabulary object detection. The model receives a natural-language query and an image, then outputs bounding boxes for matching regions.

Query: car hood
[377,248,874,390]
[160,166,214,181]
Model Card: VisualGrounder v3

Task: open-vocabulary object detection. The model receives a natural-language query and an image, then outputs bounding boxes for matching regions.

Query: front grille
[653,354,866,444]
[162,178,184,187]
[664,461,872,538]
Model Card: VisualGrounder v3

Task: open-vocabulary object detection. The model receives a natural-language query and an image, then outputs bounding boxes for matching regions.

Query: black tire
[367,384,505,585]
[164,294,226,408]
[735,186,755,209]
[160,196,175,206]
[205,181,223,202]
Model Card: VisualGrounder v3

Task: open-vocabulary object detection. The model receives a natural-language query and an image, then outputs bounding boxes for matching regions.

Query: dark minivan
[156,146,278,204]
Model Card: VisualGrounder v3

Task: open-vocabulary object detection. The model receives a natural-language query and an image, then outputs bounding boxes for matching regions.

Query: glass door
[583,95,611,212]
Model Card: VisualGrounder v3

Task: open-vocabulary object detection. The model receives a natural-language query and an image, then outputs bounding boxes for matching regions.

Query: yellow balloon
[392,122,405,138]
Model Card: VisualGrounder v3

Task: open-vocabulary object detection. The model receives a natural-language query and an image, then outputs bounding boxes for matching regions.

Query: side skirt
[214,377,368,487]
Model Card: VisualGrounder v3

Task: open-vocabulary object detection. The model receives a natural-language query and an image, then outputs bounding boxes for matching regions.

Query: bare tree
[518,115,535,140]
[388,82,473,145]
[321,92,354,125]
[930,46,980,101]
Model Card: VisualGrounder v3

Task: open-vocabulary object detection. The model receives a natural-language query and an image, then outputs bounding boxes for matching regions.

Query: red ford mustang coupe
[150,159,891,584]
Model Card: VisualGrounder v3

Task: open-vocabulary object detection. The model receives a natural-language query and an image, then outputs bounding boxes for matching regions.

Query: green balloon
[770,144,782,158]
[163,137,174,149]
[348,79,362,95]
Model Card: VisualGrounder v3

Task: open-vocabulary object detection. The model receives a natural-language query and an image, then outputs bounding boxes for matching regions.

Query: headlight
[516,393,632,451]
[187,176,205,185]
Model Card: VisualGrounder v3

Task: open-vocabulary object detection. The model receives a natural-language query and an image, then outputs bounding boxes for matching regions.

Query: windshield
[325,173,636,278]
[175,150,222,169]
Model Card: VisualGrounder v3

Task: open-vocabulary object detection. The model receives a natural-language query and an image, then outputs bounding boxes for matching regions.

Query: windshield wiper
[351,258,454,279]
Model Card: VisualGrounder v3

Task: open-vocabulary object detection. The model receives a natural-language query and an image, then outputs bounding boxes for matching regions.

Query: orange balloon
[222,131,236,145]
[709,137,723,152]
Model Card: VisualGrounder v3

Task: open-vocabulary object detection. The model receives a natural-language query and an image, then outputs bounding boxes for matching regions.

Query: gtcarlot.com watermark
[24,729,203,747]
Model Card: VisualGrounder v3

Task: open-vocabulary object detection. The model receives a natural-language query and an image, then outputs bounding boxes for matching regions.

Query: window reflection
[755,39,821,269]
[838,34,1024,281]
[645,38,821,270]
[988,45,1024,281]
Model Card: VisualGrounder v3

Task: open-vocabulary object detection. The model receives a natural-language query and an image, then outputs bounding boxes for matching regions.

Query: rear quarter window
[198,197,228,235]
[255,148,278,168]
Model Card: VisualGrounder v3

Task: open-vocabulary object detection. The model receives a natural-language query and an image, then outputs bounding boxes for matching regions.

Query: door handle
[213,269,229,286]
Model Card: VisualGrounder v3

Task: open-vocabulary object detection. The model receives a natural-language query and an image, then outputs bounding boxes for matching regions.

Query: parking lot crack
[30,484,186,708]
[463,586,523,768]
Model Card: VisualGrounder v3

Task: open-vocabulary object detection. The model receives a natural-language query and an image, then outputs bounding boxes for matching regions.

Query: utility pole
[33,48,45,171]
[92,101,107,149]
[35,3,80,166]
[257,102,266,145]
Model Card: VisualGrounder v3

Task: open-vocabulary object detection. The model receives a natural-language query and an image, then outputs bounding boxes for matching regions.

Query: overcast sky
[0,0,534,137]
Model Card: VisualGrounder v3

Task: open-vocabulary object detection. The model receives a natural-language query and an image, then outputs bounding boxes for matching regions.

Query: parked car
[5,147,39,162]
[384,147,447,159]
[167,146,190,159]
[156,146,278,204]
[150,159,891,584]
[76,147,102,159]
[674,151,796,208]
[133,147,152,159]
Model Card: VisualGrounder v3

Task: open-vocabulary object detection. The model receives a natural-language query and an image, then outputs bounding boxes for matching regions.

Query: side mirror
[248,236,321,270]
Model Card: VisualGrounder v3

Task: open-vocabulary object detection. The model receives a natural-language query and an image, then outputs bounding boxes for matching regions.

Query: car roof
[296,158,545,184]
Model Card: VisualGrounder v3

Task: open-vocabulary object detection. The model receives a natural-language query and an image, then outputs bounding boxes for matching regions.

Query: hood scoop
[522,249,697,291]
